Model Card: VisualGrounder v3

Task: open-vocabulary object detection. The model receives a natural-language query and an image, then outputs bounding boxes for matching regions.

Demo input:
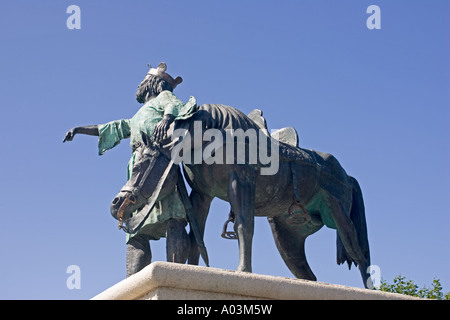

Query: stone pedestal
[92,261,418,300]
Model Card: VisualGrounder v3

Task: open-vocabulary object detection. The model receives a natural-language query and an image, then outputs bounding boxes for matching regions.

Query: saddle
[247,109,299,148]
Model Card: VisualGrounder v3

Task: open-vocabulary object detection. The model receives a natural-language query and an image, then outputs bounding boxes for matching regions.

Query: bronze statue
[65,63,372,289]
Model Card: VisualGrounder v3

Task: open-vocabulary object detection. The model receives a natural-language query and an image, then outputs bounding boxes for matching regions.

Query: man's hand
[153,114,175,143]
[63,128,77,142]
[63,125,100,142]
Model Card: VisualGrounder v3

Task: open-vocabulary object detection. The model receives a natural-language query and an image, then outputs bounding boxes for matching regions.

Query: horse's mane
[175,104,316,162]
[193,104,262,132]
[173,103,337,170]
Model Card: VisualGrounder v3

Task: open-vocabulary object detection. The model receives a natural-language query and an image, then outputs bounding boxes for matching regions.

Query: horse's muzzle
[111,191,137,227]
[117,193,137,230]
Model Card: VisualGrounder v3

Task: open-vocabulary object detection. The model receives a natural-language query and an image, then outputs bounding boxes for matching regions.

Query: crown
[147,62,183,89]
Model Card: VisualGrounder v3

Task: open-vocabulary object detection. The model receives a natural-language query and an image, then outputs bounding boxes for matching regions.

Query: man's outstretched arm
[63,125,100,142]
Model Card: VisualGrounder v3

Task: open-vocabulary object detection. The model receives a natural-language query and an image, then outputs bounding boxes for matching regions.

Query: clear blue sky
[0,1,448,299]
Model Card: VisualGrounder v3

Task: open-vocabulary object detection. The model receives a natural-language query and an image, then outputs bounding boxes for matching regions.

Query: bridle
[113,128,210,267]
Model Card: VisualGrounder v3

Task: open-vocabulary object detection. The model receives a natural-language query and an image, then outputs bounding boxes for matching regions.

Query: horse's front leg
[187,190,213,265]
[228,169,256,273]
[166,218,190,264]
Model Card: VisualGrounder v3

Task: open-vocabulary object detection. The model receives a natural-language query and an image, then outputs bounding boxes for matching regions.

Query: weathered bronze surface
[65,63,371,288]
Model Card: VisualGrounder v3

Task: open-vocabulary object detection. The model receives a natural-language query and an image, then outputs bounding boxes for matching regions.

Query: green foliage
[379,275,450,300]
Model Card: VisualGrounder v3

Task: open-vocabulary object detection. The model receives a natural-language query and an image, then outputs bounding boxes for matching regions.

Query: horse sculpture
[110,103,372,288]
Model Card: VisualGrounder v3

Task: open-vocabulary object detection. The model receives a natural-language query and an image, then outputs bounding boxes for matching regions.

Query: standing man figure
[64,63,197,276]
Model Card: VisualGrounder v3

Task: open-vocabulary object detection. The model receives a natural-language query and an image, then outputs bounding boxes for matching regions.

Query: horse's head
[110,132,179,228]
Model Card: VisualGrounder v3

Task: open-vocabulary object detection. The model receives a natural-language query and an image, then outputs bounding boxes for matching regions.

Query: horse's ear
[141,131,151,147]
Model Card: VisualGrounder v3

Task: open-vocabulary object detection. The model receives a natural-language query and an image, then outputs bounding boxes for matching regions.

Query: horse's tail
[337,176,370,269]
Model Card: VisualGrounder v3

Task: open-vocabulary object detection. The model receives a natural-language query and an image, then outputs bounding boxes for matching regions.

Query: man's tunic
[97,91,197,241]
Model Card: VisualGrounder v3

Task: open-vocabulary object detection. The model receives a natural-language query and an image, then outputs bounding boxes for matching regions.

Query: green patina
[291,189,337,230]
[97,90,197,241]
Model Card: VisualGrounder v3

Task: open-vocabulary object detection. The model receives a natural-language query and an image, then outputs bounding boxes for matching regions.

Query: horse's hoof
[237,266,252,273]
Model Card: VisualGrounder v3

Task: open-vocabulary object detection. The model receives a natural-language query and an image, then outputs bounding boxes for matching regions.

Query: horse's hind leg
[268,215,319,281]
[329,197,371,288]
[228,169,256,273]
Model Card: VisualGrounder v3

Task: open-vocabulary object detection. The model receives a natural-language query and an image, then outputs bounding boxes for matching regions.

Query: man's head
[136,62,183,103]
